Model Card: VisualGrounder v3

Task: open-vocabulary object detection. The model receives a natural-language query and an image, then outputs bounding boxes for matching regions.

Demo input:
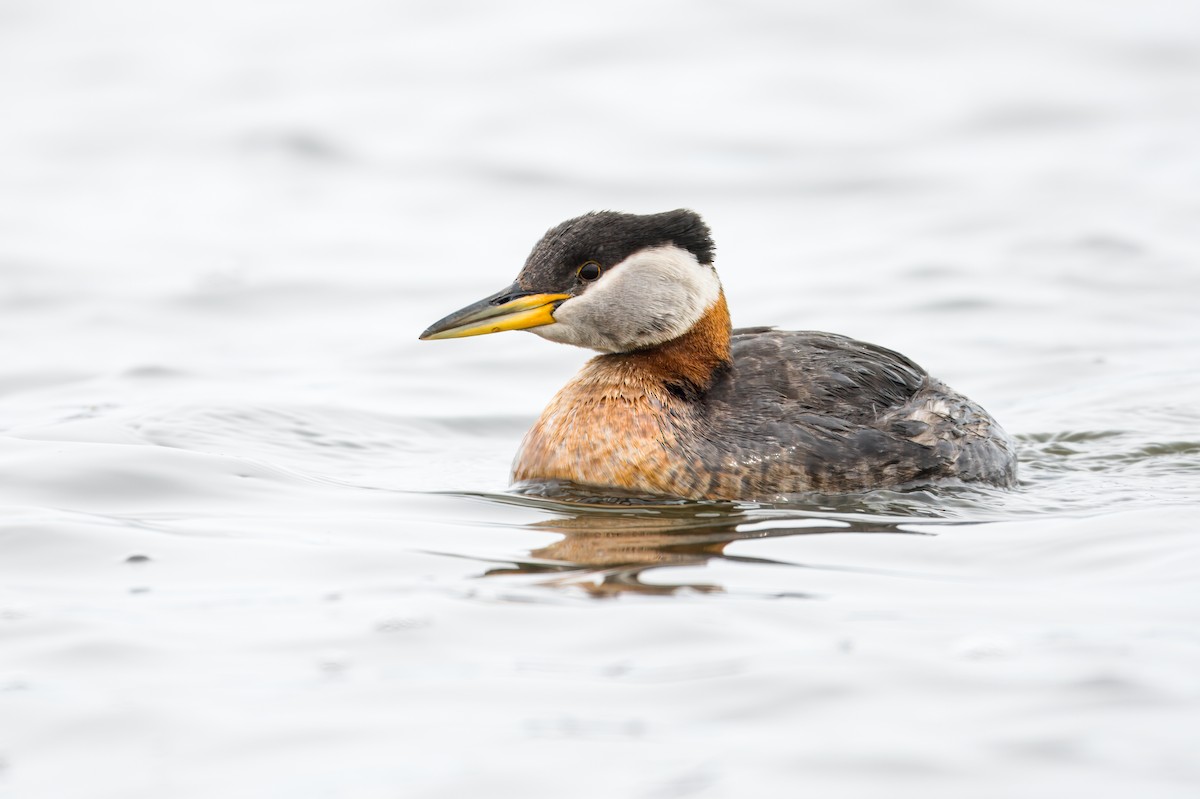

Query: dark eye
[577,261,602,281]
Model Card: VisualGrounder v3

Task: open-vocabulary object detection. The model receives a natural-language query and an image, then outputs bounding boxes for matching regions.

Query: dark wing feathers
[719,331,926,420]
[692,330,1014,494]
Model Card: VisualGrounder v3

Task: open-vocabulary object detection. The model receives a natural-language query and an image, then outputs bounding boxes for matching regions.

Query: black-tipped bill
[419,283,571,341]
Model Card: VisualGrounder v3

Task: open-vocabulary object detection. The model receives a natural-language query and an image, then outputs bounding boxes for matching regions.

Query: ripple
[420,487,976,597]
[128,405,528,490]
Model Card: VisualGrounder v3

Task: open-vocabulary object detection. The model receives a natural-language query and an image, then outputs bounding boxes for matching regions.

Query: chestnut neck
[607,291,732,394]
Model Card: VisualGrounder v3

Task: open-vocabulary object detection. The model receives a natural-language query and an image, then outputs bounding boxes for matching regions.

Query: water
[3,0,1200,797]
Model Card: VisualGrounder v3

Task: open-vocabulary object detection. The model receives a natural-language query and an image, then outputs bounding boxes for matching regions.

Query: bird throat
[607,290,732,395]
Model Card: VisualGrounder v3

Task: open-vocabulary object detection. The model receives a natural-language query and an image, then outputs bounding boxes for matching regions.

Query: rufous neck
[610,291,732,393]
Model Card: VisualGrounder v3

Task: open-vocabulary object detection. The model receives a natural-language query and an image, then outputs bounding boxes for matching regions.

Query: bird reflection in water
[464,485,938,597]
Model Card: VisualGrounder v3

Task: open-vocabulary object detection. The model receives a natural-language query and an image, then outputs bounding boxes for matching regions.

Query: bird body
[421,210,1017,500]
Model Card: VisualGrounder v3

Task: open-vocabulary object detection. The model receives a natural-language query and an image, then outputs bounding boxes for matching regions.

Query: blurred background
[4,0,1197,396]
[1,1,1199,797]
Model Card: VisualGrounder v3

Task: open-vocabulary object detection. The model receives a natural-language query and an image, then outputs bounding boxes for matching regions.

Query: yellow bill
[420,285,571,340]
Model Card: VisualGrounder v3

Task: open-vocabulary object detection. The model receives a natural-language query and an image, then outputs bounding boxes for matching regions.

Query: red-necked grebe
[420,209,1017,500]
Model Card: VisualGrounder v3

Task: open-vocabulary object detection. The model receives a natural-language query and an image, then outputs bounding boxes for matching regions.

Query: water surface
[2,1,1200,797]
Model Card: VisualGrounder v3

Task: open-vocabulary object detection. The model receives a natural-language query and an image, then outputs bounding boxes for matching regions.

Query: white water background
[2,1,1199,797]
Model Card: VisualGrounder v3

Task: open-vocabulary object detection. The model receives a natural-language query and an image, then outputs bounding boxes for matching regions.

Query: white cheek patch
[532,244,722,353]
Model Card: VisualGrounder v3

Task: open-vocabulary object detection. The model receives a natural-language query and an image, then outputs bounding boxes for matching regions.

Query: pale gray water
[2,1,1200,797]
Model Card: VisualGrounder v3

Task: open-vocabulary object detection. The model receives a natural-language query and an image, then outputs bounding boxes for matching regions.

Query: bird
[419,209,1017,501]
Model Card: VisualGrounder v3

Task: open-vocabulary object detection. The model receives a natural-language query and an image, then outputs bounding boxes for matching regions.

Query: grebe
[420,210,1017,500]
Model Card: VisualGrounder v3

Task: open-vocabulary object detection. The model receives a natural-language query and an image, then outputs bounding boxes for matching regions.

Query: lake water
[2,0,1200,797]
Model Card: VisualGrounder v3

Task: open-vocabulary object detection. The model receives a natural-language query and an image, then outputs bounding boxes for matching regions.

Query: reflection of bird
[484,512,733,597]
[473,501,923,597]
[421,210,1017,500]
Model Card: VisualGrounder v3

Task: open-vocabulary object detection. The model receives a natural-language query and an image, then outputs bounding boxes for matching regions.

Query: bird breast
[511,359,708,497]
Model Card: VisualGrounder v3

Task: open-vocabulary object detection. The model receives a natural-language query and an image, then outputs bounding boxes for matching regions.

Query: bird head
[419,209,720,354]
